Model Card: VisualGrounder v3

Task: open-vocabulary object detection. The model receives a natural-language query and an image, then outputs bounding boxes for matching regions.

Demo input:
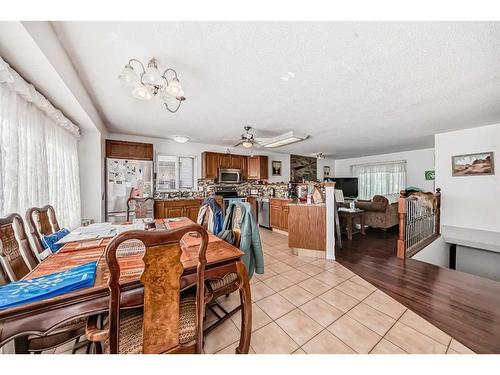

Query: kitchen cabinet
[185,205,201,222]
[247,196,257,219]
[270,203,282,229]
[154,197,223,220]
[201,152,268,181]
[201,152,219,180]
[105,139,153,160]
[230,154,245,170]
[166,206,184,219]
[282,205,289,231]
[270,198,290,231]
[247,156,268,180]
[218,153,231,168]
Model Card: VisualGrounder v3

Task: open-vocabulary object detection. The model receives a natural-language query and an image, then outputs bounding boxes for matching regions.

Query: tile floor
[205,228,476,354]
[0,228,476,355]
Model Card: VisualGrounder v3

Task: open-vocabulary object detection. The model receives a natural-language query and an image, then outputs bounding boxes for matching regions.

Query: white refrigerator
[105,158,153,224]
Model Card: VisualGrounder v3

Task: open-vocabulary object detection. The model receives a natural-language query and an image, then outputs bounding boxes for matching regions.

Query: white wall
[435,123,500,232]
[412,236,449,268]
[78,130,106,223]
[334,148,435,192]
[420,123,500,281]
[107,133,334,184]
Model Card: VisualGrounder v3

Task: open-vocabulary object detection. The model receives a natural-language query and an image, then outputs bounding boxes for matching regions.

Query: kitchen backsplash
[154,180,289,199]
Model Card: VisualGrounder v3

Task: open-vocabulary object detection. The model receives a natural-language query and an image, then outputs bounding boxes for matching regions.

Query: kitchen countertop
[288,199,325,207]
[154,196,221,202]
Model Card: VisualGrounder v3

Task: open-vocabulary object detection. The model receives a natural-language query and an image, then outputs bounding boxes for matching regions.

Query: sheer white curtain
[351,161,407,200]
[0,84,81,228]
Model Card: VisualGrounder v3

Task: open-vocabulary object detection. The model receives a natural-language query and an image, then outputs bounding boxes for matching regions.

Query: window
[0,80,81,229]
[156,155,196,191]
[351,161,407,200]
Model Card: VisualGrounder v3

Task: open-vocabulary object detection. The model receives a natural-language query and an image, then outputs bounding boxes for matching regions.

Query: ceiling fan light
[242,140,253,148]
[131,84,152,100]
[165,78,184,97]
[118,64,138,86]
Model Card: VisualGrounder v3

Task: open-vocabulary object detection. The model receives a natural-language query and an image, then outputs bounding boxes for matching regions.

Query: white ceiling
[52,21,500,158]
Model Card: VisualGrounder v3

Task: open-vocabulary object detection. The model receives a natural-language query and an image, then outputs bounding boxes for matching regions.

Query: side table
[338,209,365,240]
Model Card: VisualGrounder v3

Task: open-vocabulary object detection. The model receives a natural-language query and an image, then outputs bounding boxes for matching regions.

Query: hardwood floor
[336,227,500,354]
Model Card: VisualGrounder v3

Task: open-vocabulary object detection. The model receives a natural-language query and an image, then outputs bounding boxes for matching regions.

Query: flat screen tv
[325,177,358,198]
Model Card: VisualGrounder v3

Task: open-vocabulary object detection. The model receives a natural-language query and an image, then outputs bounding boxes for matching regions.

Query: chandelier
[118,57,186,113]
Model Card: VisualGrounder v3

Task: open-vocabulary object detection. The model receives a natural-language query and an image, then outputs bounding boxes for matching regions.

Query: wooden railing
[397,188,441,259]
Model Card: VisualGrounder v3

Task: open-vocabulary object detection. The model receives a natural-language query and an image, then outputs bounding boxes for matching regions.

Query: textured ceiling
[52,21,500,158]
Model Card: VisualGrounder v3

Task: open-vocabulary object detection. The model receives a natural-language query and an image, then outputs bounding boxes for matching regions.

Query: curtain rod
[0,56,80,138]
[351,160,407,168]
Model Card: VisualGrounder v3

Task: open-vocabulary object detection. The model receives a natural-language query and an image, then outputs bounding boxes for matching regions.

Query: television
[324,177,358,198]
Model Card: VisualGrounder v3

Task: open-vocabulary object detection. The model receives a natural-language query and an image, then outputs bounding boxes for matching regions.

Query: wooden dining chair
[0,213,89,354]
[26,205,61,256]
[86,224,208,354]
[0,213,39,281]
[126,197,154,222]
[204,205,243,334]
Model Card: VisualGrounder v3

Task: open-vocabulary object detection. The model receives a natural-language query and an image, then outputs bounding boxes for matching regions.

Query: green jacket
[220,202,264,278]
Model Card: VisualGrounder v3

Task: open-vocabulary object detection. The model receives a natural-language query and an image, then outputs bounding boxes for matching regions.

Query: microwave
[218,168,242,184]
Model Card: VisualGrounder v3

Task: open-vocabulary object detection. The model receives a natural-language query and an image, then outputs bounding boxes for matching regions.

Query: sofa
[355,194,399,230]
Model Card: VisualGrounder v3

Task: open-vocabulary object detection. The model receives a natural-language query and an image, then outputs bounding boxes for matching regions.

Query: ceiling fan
[233,126,259,149]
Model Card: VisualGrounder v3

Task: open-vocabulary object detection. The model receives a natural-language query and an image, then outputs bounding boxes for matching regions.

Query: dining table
[0,217,252,354]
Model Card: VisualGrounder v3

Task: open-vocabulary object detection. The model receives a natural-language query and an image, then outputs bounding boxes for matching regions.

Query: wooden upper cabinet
[218,154,231,169]
[201,152,219,180]
[230,154,245,170]
[247,155,268,180]
[106,139,153,160]
[201,151,268,180]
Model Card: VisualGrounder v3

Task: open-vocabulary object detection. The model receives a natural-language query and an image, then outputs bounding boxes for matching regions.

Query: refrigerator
[105,158,153,224]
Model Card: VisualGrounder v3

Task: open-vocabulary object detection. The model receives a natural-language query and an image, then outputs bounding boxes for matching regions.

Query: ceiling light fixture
[118,57,186,113]
[242,140,253,148]
[172,136,190,144]
[260,131,308,148]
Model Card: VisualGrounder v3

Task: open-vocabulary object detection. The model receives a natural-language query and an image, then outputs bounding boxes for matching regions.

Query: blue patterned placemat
[0,261,97,310]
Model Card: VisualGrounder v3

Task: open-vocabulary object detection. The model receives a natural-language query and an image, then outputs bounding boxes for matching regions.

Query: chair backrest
[126,197,154,222]
[26,205,61,255]
[0,213,39,282]
[105,223,208,354]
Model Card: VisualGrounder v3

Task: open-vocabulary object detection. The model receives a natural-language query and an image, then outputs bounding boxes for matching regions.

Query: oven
[215,186,246,215]
[223,197,247,215]
[218,168,242,184]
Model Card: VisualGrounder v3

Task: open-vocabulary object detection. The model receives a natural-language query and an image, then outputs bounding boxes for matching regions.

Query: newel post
[435,188,441,235]
[397,190,407,259]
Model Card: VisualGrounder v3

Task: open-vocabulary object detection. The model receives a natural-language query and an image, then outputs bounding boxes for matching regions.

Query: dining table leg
[235,261,252,354]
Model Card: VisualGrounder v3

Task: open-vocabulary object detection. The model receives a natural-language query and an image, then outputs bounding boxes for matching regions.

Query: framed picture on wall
[272,161,282,176]
[452,152,494,176]
[324,166,331,177]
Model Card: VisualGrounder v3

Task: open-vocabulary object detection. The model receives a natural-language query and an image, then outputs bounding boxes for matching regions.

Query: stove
[215,186,246,214]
